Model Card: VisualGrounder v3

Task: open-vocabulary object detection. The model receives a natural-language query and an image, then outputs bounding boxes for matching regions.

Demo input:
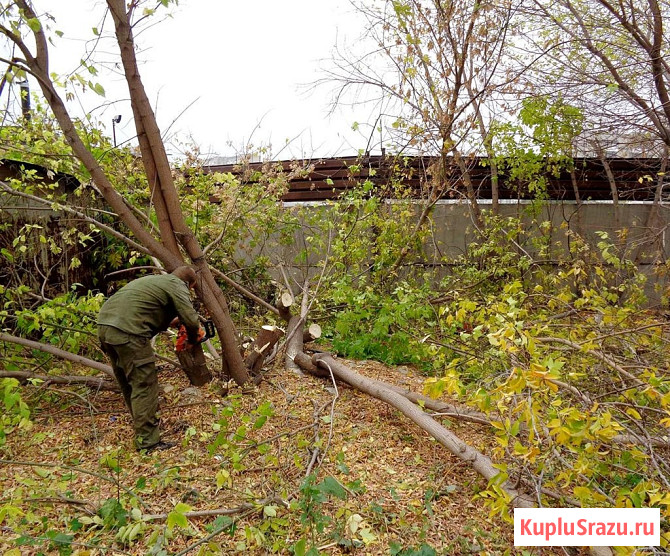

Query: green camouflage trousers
[98,325,160,449]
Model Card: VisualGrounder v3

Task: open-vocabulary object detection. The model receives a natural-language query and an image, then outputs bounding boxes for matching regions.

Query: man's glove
[175,325,205,352]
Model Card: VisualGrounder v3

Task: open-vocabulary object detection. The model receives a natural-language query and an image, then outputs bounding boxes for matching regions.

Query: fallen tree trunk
[0,332,114,378]
[366,376,492,426]
[305,359,670,448]
[295,351,535,508]
[0,370,118,391]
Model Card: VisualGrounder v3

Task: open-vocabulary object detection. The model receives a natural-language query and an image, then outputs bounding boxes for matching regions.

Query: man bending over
[98,266,201,452]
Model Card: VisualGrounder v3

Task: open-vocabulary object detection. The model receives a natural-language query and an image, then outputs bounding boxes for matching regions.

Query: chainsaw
[175,319,216,352]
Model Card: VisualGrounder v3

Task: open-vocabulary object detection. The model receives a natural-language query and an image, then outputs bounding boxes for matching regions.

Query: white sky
[20,0,379,161]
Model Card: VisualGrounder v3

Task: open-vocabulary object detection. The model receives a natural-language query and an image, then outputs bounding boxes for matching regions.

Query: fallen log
[321,364,670,448]
[295,351,535,508]
[0,332,114,378]
[0,370,118,391]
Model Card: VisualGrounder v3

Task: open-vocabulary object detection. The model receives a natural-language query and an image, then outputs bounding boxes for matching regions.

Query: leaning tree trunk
[107,0,249,385]
[5,1,251,385]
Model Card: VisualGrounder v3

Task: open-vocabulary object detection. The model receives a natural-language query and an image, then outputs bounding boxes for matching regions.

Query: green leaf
[317,476,348,500]
[359,527,377,544]
[166,502,191,531]
[26,18,41,32]
[166,511,187,531]
[293,538,306,556]
[253,415,267,429]
[212,515,234,532]
[69,518,83,532]
[263,505,277,517]
[173,502,192,514]
[45,531,73,545]
[91,82,105,96]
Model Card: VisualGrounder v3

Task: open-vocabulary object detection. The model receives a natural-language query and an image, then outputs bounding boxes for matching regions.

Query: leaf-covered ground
[0,356,570,555]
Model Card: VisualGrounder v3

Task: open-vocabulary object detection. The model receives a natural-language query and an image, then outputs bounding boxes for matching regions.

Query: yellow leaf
[490,420,505,431]
[573,486,592,499]
[625,408,642,420]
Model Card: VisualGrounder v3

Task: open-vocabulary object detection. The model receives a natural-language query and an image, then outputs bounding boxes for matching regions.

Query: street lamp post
[112,115,122,147]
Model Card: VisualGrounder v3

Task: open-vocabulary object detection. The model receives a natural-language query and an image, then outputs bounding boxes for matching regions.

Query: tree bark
[106,0,250,385]
[1,2,253,386]
[175,344,213,386]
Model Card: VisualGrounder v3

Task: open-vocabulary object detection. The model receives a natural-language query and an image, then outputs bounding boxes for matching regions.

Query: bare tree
[523,0,670,251]
[323,0,519,242]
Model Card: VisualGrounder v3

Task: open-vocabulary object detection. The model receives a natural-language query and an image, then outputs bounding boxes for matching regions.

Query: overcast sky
[22,0,378,161]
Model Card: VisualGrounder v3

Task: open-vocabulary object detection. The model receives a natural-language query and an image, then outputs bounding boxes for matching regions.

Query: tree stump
[176,343,212,386]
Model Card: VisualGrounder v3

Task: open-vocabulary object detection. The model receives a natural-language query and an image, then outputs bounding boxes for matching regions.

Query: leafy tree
[525,0,670,151]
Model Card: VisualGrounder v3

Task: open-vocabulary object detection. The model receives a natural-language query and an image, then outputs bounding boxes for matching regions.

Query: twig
[536,336,645,386]
[0,370,117,391]
[43,387,100,412]
[581,322,669,345]
[278,264,294,298]
[304,399,330,478]
[28,495,97,515]
[210,266,279,315]
[321,358,339,470]
[144,503,263,521]
[241,423,318,456]
[104,265,163,279]
[0,182,152,257]
[0,529,133,555]
[0,331,114,378]
[171,508,255,556]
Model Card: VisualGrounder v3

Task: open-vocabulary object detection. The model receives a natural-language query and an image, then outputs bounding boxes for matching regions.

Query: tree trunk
[175,344,213,386]
[107,0,250,385]
[3,1,253,386]
[569,169,584,237]
[635,148,669,263]
[453,150,483,229]
[597,149,621,233]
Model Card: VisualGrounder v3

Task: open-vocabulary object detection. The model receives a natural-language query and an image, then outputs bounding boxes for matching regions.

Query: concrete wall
[271,199,668,261]
[251,199,669,302]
